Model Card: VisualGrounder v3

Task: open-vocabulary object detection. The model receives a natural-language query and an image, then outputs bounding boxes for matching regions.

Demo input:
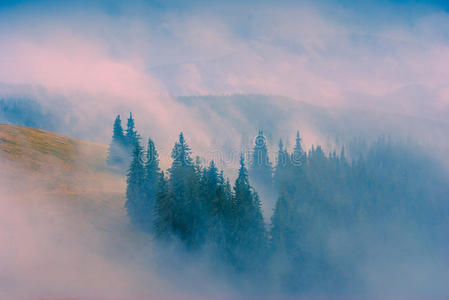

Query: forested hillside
[107,114,449,295]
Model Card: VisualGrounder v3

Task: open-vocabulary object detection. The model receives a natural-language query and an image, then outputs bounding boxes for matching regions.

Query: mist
[1,0,449,299]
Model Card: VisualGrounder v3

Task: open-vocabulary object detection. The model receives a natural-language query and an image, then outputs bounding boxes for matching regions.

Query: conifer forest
[109,113,449,294]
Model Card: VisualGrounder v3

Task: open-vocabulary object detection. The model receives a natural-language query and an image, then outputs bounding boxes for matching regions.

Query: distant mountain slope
[0,98,58,131]
[1,92,448,167]
[176,95,449,162]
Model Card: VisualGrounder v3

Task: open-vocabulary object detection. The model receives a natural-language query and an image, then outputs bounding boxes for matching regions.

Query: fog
[1,0,449,146]
[1,0,449,299]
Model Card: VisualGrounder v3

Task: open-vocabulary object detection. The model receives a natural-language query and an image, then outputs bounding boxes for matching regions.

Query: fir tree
[249,130,273,188]
[107,115,127,171]
[171,132,193,167]
[168,132,201,247]
[125,141,146,228]
[291,130,306,168]
[271,187,301,258]
[154,172,174,240]
[203,161,228,250]
[142,137,160,233]
[231,155,267,272]
[125,112,139,153]
[274,138,293,190]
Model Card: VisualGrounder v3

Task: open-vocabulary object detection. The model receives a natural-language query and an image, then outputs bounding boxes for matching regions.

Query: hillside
[0,123,121,192]
[0,123,132,237]
[0,125,155,299]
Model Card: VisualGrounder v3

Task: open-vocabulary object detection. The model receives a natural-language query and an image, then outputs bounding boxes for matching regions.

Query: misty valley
[108,113,449,296]
[1,95,449,299]
[2,1,449,299]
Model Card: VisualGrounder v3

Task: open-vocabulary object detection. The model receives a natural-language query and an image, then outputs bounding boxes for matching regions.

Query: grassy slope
[0,125,159,299]
[0,123,122,193]
[0,123,133,248]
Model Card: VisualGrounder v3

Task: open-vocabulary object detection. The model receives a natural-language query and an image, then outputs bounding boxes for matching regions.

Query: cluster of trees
[107,113,140,172]
[108,115,449,293]
[125,131,267,272]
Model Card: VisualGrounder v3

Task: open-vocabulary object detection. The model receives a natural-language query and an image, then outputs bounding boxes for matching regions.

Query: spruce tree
[142,138,160,233]
[168,132,201,247]
[125,112,139,153]
[125,141,146,228]
[231,155,267,272]
[249,130,273,188]
[203,161,228,250]
[271,187,301,257]
[217,176,235,264]
[107,115,127,171]
[154,172,174,240]
[274,138,293,190]
[171,132,193,167]
[291,130,306,169]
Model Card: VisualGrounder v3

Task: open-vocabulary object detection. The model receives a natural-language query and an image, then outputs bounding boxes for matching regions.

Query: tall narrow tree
[231,155,267,272]
[142,138,160,233]
[168,132,201,247]
[125,141,146,228]
[291,130,306,169]
[154,171,173,240]
[125,112,139,153]
[203,161,228,249]
[107,115,127,171]
[274,138,293,190]
[249,130,273,188]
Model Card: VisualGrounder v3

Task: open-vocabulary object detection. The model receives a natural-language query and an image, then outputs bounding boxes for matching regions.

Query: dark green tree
[230,155,267,272]
[141,137,160,233]
[168,132,202,248]
[272,138,299,256]
[249,130,273,188]
[107,115,127,171]
[125,141,146,228]
[291,130,306,169]
[154,171,174,240]
[203,161,230,251]
[273,139,293,190]
[125,112,139,152]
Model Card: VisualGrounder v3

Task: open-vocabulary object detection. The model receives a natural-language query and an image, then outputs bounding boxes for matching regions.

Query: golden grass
[0,124,127,224]
[0,123,124,192]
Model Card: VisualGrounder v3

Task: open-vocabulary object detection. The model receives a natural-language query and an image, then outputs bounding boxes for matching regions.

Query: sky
[0,0,448,148]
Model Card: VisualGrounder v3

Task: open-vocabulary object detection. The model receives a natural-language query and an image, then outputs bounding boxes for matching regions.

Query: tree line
[107,114,449,293]
[107,113,140,172]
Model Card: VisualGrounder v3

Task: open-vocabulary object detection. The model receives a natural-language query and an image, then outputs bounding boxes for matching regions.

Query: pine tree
[203,161,227,249]
[107,115,127,171]
[204,160,219,210]
[125,141,146,228]
[125,112,139,153]
[218,176,235,264]
[291,130,306,169]
[271,187,300,257]
[171,132,193,167]
[168,132,201,247]
[154,172,174,240]
[274,138,292,190]
[142,138,160,233]
[272,137,299,252]
[249,130,273,188]
[231,155,267,272]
